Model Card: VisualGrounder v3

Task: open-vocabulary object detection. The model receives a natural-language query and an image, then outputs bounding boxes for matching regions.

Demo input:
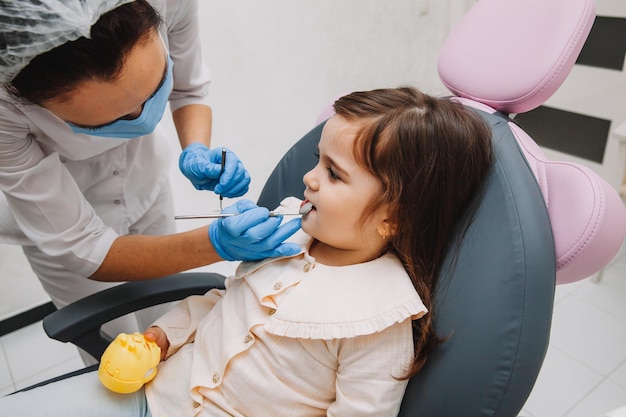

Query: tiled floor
[0,240,624,415]
[520,239,626,417]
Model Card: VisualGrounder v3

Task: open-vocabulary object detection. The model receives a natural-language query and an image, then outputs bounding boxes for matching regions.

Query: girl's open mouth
[300,200,314,215]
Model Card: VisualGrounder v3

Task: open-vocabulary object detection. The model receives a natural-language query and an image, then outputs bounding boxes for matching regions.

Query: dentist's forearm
[172,103,213,149]
[89,226,223,282]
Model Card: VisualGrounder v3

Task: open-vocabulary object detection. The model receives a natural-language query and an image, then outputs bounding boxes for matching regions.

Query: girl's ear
[376,219,397,240]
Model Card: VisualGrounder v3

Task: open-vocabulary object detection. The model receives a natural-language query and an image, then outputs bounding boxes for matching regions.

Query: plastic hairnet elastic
[0,0,134,83]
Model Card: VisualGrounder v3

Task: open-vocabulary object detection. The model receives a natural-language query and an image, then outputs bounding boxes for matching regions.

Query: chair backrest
[258,110,555,417]
[258,0,626,415]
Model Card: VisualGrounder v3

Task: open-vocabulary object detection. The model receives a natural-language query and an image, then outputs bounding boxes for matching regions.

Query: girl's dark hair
[9,0,161,104]
[334,87,493,377]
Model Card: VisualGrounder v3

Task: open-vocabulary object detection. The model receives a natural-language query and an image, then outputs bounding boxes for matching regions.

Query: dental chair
[38,0,626,415]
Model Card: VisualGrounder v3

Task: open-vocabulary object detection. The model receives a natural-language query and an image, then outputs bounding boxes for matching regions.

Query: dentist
[0,0,301,348]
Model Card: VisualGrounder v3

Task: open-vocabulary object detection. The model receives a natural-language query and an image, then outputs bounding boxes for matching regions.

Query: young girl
[0,86,493,416]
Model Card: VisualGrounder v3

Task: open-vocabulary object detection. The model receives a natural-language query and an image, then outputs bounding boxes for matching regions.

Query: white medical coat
[0,0,211,278]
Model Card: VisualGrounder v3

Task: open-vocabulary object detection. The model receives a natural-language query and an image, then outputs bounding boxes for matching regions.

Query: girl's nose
[303,166,319,190]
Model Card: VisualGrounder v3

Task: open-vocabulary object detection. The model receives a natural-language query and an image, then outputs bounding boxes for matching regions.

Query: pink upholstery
[437,0,596,114]
[510,124,626,284]
[439,0,626,284]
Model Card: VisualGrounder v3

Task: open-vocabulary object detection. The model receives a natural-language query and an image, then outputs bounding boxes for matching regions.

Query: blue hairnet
[0,0,134,83]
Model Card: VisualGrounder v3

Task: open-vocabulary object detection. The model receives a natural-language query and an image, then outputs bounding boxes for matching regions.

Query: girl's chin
[300,217,314,235]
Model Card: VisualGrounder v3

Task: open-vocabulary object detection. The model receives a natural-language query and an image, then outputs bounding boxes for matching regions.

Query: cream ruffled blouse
[147,228,427,417]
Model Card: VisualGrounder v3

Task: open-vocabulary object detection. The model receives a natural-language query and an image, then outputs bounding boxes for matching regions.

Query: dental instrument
[175,200,313,220]
[299,201,313,215]
[175,212,300,220]
[219,148,226,210]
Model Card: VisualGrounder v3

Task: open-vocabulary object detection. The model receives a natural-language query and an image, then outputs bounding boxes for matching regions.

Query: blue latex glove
[179,143,251,197]
[209,200,302,261]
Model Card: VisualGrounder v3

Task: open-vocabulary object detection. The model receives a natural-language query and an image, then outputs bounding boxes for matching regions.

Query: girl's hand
[144,326,170,361]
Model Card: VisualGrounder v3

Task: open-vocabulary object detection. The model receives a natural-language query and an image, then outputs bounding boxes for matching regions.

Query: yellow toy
[98,332,161,394]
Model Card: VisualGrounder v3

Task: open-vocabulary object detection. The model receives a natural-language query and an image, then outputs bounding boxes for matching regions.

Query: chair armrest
[42,272,226,359]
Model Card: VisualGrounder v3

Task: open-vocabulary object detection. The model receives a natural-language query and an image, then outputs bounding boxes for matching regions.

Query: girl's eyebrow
[323,152,350,178]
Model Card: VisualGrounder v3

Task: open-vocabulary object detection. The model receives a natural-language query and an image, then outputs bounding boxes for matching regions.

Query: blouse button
[113,170,119,176]
[212,373,220,383]
[273,282,282,290]
[114,199,121,205]
[193,401,201,408]
[303,263,312,272]
[268,308,277,315]
[244,334,253,343]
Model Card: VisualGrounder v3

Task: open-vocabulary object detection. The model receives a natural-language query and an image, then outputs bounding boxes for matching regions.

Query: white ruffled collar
[233,231,427,340]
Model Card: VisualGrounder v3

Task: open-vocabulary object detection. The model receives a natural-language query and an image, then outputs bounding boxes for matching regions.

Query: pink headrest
[509,123,626,284]
[437,0,596,114]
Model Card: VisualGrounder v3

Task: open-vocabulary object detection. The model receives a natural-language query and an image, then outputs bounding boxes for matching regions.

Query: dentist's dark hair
[334,87,493,377]
[9,0,161,105]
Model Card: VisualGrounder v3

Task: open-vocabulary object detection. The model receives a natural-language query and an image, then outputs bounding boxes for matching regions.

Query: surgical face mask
[68,56,173,139]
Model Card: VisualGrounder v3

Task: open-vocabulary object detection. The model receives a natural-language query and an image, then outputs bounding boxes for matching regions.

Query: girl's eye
[313,150,340,181]
[327,167,340,181]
